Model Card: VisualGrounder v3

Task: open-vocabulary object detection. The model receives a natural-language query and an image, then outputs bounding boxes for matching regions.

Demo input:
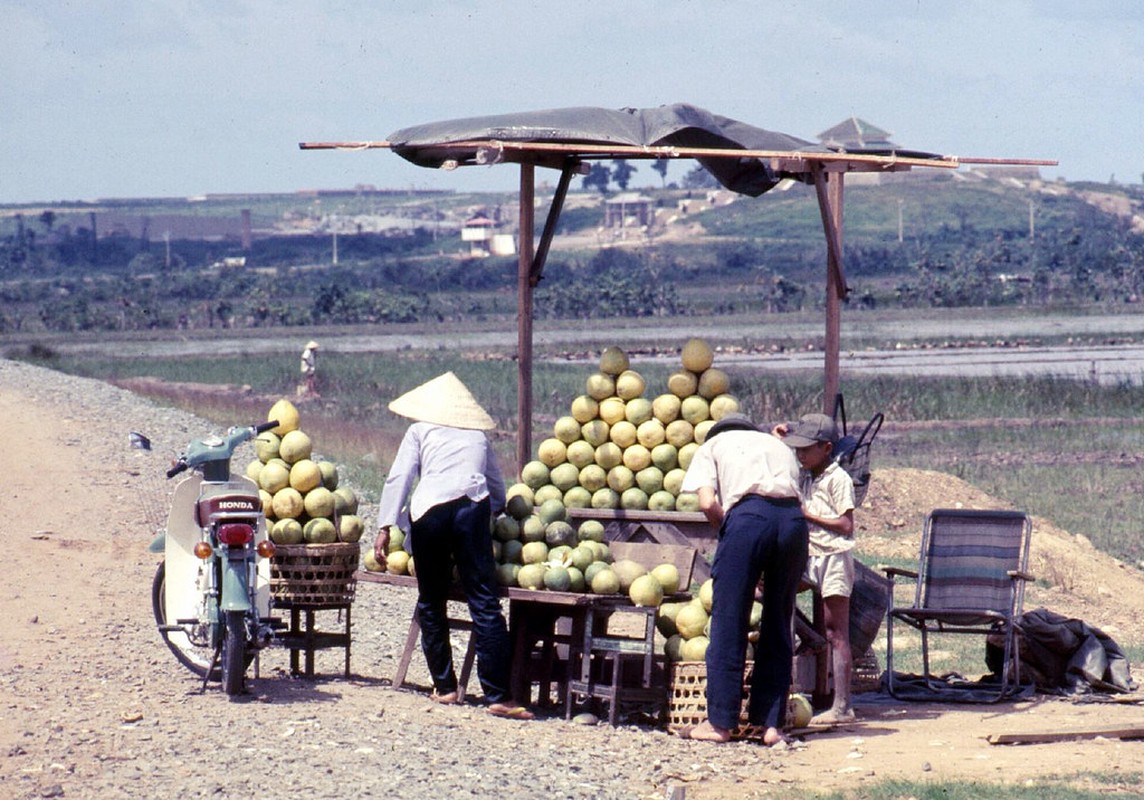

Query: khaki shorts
[804,551,854,598]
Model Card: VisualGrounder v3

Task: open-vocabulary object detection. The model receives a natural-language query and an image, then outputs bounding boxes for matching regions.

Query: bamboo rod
[298,139,1057,168]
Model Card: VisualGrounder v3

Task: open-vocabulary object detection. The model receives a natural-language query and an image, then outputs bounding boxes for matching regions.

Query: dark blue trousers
[410,496,511,704]
[706,495,808,730]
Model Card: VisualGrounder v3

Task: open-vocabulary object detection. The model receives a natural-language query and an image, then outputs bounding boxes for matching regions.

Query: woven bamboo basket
[667,661,768,740]
[270,542,359,607]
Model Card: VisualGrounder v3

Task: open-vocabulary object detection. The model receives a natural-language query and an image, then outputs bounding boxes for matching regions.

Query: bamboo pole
[299,139,1055,169]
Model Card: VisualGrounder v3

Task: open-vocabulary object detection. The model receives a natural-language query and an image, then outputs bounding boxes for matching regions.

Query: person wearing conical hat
[374,372,533,720]
[298,340,319,397]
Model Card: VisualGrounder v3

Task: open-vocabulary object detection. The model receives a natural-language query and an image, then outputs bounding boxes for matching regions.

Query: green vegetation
[2,177,1141,334]
[811,773,1143,799]
[24,346,1144,568]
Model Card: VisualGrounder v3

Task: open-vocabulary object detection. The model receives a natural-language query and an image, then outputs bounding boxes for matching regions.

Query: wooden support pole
[530,161,577,286]
[813,166,846,415]
[516,164,536,476]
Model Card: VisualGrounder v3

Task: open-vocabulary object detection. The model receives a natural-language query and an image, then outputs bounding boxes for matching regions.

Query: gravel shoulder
[1,359,1142,800]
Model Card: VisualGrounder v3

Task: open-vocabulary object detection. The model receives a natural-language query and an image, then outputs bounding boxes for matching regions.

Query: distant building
[461,213,514,257]
[604,192,654,228]
[817,117,898,151]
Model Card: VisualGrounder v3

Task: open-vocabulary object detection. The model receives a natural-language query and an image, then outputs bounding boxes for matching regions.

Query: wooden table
[356,570,670,708]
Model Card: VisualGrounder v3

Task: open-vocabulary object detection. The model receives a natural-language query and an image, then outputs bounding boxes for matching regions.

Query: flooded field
[11,309,1144,385]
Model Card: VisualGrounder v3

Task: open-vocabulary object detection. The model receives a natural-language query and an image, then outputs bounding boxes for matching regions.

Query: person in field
[299,340,319,396]
[373,372,533,720]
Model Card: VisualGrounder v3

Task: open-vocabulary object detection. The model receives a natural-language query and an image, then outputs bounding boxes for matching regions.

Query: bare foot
[429,690,459,705]
[810,708,856,725]
[687,721,732,743]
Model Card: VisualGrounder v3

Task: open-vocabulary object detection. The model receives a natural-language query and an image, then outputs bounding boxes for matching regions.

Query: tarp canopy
[385,103,943,197]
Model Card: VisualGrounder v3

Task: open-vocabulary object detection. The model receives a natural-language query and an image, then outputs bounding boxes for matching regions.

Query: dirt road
[1,358,1142,799]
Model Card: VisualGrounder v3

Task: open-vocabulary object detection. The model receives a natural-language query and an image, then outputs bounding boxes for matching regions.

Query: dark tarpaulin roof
[386,103,830,198]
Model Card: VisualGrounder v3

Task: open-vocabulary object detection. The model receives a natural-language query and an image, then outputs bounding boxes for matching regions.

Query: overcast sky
[3,1,1141,204]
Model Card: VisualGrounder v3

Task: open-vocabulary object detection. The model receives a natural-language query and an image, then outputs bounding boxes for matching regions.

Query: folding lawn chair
[883,508,1035,702]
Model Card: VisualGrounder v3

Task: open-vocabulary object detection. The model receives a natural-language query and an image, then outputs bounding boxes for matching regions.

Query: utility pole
[897,199,904,243]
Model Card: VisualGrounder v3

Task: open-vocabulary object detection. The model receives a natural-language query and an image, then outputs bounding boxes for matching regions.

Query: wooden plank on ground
[985,725,1144,745]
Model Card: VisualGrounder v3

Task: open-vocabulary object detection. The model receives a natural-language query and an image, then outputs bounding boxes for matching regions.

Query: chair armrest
[1008,569,1035,582]
[882,566,918,580]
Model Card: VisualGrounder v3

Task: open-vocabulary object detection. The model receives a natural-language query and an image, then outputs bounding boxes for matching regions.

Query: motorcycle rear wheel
[152,561,216,678]
[152,561,255,682]
[221,610,247,697]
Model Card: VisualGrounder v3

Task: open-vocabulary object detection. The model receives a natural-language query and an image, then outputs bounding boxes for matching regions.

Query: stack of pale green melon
[511,337,740,515]
[248,398,364,547]
[654,578,763,664]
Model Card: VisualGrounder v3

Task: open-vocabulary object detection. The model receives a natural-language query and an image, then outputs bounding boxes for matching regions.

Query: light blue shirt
[375,422,506,535]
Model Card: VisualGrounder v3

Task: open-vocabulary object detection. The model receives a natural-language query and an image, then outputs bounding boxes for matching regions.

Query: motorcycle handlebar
[166,460,189,479]
[256,420,280,434]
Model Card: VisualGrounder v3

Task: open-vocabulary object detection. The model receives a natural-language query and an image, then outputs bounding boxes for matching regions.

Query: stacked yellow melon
[513,338,740,514]
[248,398,363,546]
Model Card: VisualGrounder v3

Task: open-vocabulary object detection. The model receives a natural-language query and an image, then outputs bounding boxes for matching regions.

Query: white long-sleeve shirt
[375,422,506,534]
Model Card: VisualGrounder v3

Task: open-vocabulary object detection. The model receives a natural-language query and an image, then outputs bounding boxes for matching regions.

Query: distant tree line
[1,186,1140,334]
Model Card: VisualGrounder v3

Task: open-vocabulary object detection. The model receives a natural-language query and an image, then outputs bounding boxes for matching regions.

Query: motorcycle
[136,421,280,698]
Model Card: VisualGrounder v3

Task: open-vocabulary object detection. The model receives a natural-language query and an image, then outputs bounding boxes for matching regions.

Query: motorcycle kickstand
[202,644,223,693]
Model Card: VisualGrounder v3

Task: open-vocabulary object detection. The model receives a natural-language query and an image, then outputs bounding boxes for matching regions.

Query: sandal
[487,702,535,720]
[430,690,459,705]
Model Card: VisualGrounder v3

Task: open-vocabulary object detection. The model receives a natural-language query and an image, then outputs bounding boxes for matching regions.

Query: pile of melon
[367,490,683,605]
[654,578,762,664]
[249,398,364,546]
[512,338,739,514]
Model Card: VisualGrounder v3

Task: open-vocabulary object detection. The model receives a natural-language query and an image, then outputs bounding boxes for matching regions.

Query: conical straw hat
[387,372,496,431]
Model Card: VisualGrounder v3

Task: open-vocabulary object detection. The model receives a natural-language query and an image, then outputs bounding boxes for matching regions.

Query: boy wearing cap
[776,412,857,725]
[680,412,808,745]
